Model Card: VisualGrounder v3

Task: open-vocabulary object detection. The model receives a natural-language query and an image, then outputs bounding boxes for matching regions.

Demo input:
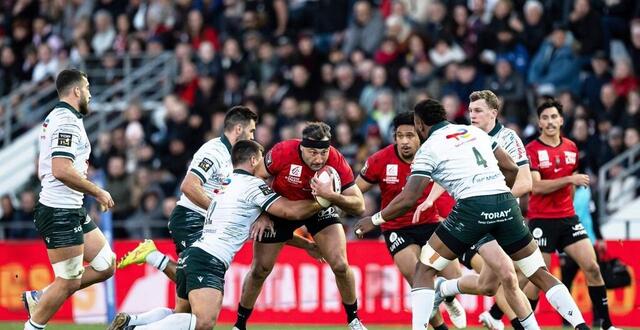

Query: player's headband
[301,138,330,149]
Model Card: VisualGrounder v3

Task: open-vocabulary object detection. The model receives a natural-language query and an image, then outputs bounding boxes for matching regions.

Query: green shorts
[168,205,205,254]
[436,192,532,256]
[34,203,98,249]
[176,247,226,299]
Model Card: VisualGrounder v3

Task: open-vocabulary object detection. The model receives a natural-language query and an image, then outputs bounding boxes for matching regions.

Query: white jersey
[488,122,529,167]
[192,170,281,267]
[177,136,234,215]
[412,121,509,200]
[38,102,91,208]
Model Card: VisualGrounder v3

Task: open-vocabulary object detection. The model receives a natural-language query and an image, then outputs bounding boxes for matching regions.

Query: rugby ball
[314,165,341,208]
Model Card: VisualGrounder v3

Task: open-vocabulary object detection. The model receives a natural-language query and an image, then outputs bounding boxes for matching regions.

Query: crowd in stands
[1,0,639,239]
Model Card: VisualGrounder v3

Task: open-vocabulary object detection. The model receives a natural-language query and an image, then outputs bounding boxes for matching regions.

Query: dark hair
[413,99,446,126]
[302,122,332,140]
[224,106,258,131]
[536,99,563,117]
[232,140,264,166]
[393,111,415,130]
[469,90,500,112]
[55,69,87,97]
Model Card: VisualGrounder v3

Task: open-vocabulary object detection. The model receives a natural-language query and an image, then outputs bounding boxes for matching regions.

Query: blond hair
[469,90,501,112]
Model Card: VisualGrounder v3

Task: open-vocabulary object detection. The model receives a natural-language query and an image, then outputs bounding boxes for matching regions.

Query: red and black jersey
[360,144,454,231]
[264,140,355,200]
[526,137,579,219]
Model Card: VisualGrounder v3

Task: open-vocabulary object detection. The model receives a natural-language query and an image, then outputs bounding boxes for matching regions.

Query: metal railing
[0,52,176,148]
[598,144,640,223]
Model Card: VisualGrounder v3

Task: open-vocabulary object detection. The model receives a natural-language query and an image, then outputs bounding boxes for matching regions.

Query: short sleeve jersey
[526,137,579,219]
[177,136,234,216]
[192,170,281,268]
[488,122,529,167]
[265,140,355,200]
[38,102,91,208]
[411,122,510,200]
[359,144,454,231]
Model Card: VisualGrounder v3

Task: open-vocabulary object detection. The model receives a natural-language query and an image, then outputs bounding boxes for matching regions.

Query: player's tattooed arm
[180,172,212,210]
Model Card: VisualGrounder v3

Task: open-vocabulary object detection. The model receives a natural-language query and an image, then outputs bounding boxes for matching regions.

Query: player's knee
[250,262,274,280]
[56,277,82,295]
[583,260,603,281]
[195,317,215,330]
[90,243,116,278]
[328,258,350,277]
[496,271,519,292]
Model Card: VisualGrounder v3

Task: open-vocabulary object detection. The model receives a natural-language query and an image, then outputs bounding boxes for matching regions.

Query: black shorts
[34,203,98,249]
[383,223,440,256]
[259,206,341,243]
[168,205,205,254]
[457,234,496,269]
[176,247,226,300]
[529,216,589,253]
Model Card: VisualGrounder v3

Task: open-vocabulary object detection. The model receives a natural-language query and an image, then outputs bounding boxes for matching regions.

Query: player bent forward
[108,140,326,330]
[356,99,589,330]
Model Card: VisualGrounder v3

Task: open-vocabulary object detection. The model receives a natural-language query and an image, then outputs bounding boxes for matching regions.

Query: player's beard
[78,94,89,115]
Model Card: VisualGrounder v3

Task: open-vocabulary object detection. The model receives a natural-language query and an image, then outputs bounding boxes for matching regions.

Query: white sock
[24,319,45,330]
[411,288,434,330]
[440,279,461,297]
[134,313,196,330]
[129,307,174,326]
[146,251,169,271]
[519,312,540,330]
[545,284,586,327]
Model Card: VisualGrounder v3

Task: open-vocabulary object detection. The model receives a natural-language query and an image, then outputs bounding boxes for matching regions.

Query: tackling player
[23,69,116,330]
[355,99,589,330]
[108,140,325,330]
[356,112,466,329]
[524,99,620,330]
[233,122,368,330]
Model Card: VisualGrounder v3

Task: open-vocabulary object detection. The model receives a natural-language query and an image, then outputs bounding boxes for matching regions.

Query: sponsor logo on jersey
[532,227,543,238]
[286,164,303,184]
[564,151,576,165]
[388,232,405,252]
[197,276,204,283]
[57,133,73,147]
[259,184,274,196]
[265,150,273,168]
[384,164,399,184]
[480,209,512,220]
[538,150,551,168]
[198,158,214,172]
[445,128,471,140]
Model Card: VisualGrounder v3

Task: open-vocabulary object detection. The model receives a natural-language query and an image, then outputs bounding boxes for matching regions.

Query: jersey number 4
[472,147,488,168]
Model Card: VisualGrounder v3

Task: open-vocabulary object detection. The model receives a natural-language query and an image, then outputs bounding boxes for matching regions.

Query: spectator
[0,47,20,96]
[580,51,612,110]
[628,19,640,77]
[443,60,484,106]
[335,63,365,101]
[31,43,60,83]
[598,83,626,125]
[428,37,466,68]
[342,0,385,56]
[611,58,638,98]
[418,0,449,41]
[571,117,601,176]
[105,155,134,221]
[620,90,640,129]
[360,65,389,113]
[568,0,604,59]
[600,126,625,166]
[125,188,165,239]
[371,91,396,143]
[450,4,478,59]
[0,195,15,238]
[528,24,580,95]
[520,0,548,56]
[442,93,467,125]
[91,10,116,56]
[9,190,38,239]
[487,59,526,125]
[492,27,529,75]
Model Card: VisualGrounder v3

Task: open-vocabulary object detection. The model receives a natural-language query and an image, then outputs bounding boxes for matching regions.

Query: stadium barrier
[0,240,638,326]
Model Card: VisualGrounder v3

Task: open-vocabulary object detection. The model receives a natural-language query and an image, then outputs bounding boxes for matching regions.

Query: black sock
[588,285,612,329]
[575,323,590,330]
[433,323,449,330]
[343,300,359,323]
[444,295,455,303]
[234,304,253,330]
[489,303,504,320]
[511,318,525,330]
[528,298,539,311]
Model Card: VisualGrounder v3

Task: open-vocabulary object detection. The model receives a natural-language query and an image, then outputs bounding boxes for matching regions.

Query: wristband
[372,212,386,225]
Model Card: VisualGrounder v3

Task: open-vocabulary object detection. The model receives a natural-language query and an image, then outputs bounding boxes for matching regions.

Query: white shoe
[479,311,504,330]
[431,277,446,319]
[348,318,368,330]
[21,290,42,317]
[444,297,467,328]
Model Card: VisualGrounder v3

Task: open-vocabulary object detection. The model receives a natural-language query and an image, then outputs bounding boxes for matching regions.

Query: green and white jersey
[487,122,529,167]
[192,170,281,268]
[411,121,509,200]
[38,102,91,208]
[177,136,234,216]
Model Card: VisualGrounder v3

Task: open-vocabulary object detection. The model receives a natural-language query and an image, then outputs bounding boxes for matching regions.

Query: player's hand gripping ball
[313,165,341,208]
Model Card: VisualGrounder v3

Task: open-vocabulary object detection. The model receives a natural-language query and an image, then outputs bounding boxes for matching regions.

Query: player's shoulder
[47,108,79,124]
[370,144,396,160]
[198,137,228,155]
[562,137,578,149]
[525,138,542,150]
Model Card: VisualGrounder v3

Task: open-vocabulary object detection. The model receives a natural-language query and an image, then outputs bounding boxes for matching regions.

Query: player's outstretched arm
[531,171,589,195]
[494,146,519,188]
[52,157,114,210]
[267,198,322,221]
[511,165,533,198]
[180,172,212,210]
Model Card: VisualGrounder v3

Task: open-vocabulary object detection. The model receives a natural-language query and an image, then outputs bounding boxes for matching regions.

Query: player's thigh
[470,253,484,273]
[47,245,84,264]
[439,258,462,279]
[392,244,420,283]
[313,223,348,264]
[250,241,285,273]
[175,296,191,313]
[82,227,108,262]
[189,287,223,328]
[562,238,598,270]
[477,239,513,281]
